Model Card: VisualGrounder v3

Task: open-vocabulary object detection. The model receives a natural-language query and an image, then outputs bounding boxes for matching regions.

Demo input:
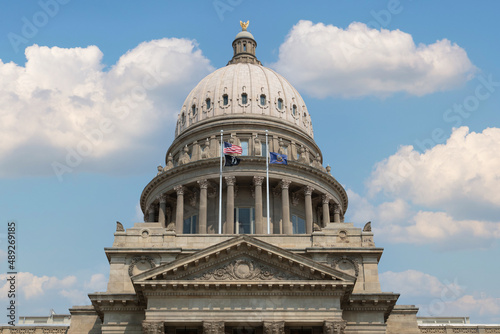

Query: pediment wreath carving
[190,257,303,281]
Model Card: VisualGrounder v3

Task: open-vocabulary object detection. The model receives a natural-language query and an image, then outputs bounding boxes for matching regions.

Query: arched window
[292,104,297,116]
[243,43,247,51]
[181,112,186,124]
[206,98,211,109]
[191,105,196,115]
[241,93,248,104]
[223,94,229,106]
[278,98,283,110]
[260,94,266,106]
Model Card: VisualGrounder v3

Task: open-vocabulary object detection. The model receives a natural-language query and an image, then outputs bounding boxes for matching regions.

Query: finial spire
[240,20,249,31]
[228,21,260,65]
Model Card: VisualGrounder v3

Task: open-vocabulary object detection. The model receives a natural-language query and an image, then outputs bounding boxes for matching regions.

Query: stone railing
[0,326,69,334]
[419,325,500,333]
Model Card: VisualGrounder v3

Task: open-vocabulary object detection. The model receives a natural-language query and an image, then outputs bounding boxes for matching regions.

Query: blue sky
[0,0,499,324]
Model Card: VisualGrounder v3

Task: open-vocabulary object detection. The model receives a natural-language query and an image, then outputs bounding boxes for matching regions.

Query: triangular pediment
[133,236,356,286]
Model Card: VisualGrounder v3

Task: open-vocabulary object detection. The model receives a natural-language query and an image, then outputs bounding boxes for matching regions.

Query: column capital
[253,176,264,186]
[225,176,236,186]
[198,179,209,189]
[323,320,346,334]
[263,321,285,334]
[304,185,314,196]
[280,179,292,189]
[157,194,167,204]
[142,321,164,334]
[202,321,224,334]
[333,202,341,214]
[322,194,331,204]
[174,185,185,195]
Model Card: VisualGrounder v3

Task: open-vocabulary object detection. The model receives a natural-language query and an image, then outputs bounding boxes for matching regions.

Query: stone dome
[175,63,314,139]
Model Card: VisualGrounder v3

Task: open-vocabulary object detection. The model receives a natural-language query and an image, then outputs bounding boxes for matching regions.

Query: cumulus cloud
[0,272,77,299]
[0,38,213,179]
[368,127,500,216]
[381,270,500,322]
[272,20,476,98]
[347,189,500,248]
[380,269,465,298]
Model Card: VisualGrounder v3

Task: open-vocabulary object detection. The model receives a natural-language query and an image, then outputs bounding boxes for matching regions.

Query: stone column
[225,176,235,234]
[333,203,341,223]
[202,321,224,334]
[198,179,209,234]
[263,321,285,334]
[281,180,292,234]
[147,205,155,222]
[254,176,264,234]
[174,185,184,234]
[323,320,346,334]
[157,194,167,227]
[304,186,314,234]
[322,195,330,227]
[142,321,164,334]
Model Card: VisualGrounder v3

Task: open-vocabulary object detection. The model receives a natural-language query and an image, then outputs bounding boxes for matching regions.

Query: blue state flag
[269,152,288,165]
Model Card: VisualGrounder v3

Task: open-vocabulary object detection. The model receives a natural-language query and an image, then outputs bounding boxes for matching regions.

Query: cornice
[140,157,348,214]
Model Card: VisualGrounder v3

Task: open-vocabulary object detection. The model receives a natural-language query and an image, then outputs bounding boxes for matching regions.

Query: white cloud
[346,189,500,248]
[381,270,500,323]
[272,20,476,98]
[380,269,464,298]
[346,189,411,225]
[0,38,214,178]
[0,272,77,299]
[368,127,500,213]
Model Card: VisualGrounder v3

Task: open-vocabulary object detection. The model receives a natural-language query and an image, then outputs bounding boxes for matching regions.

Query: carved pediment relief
[132,236,356,286]
[187,256,305,281]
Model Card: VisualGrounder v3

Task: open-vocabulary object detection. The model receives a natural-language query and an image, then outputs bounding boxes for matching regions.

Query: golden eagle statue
[240,20,249,31]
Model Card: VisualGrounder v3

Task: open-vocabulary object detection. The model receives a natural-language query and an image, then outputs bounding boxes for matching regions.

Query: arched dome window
[292,104,297,116]
[206,98,211,109]
[181,112,186,124]
[243,43,247,52]
[191,105,196,115]
[260,94,266,106]
[223,94,229,106]
[278,98,283,110]
[241,93,248,104]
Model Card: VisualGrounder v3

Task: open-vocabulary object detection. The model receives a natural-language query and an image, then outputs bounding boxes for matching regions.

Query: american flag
[223,142,242,155]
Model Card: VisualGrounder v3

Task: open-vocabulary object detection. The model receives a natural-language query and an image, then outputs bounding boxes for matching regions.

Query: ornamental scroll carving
[324,320,346,334]
[128,256,156,277]
[331,256,359,277]
[263,321,285,334]
[191,258,301,281]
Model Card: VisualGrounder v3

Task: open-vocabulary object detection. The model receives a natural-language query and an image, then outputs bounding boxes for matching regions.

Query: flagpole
[219,129,223,234]
[266,130,270,234]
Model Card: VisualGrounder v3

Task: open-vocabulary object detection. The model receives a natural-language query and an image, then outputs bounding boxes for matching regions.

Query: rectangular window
[183,215,198,234]
[261,142,266,157]
[292,215,306,234]
[235,207,255,234]
[240,140,249,156]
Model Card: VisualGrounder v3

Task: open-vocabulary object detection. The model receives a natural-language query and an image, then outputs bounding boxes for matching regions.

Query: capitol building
[3,23,499,334]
